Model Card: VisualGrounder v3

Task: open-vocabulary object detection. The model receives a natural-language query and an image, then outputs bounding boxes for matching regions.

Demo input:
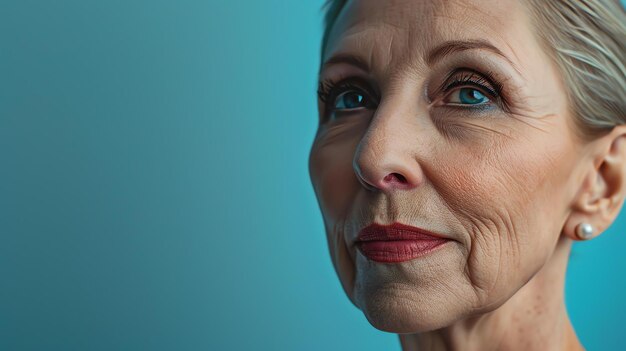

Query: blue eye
[334,91,369,109]
[447,88,490,105]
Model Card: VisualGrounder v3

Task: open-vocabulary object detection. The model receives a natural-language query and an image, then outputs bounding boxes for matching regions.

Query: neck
[398,236,585,351]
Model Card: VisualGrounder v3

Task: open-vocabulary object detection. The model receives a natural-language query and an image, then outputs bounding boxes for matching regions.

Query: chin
[349,246,472,333]
[354,287,463,333]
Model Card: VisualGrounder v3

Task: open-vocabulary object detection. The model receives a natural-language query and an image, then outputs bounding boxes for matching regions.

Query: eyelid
[442,69,499,96]
[434,67,510,111]
[318,76,379,109]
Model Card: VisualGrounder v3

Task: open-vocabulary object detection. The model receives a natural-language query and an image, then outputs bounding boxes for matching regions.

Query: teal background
[1,1,625,350]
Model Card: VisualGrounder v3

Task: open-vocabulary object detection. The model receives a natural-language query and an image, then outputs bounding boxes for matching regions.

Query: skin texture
[308,0,626,350]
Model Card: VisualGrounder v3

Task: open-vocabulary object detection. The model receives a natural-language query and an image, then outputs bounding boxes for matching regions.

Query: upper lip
[356,222,451,242]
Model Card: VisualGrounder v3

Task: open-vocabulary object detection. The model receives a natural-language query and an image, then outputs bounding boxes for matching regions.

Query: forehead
[323,0,532,74]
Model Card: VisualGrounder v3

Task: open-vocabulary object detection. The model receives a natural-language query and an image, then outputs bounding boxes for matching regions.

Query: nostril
[383,173,407,184]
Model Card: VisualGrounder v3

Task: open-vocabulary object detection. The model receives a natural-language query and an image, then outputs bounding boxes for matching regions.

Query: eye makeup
[317,76,379,121]
[429,67,511,114]
[427,50,524,115]
[317,53,520,123]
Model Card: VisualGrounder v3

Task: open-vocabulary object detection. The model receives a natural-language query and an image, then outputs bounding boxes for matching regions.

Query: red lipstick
[356,222,451,263]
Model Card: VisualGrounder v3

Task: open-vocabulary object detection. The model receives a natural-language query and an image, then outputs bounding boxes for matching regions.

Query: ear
[563,125,626,241]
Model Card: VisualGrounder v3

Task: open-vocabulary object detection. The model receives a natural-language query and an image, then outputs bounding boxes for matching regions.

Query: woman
[308,0,626,350]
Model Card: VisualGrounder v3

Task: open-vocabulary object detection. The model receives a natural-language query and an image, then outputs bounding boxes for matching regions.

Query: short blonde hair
[319,0,626,141]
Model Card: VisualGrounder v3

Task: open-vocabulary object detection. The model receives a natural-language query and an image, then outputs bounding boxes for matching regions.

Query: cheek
[309,124,367,307]
[435,132,572,229]
[430,134,575,298]
[309,149,356,220]
[308,123,366,220]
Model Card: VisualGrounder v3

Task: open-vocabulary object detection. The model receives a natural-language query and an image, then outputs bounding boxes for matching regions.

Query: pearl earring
[576,223,594,240]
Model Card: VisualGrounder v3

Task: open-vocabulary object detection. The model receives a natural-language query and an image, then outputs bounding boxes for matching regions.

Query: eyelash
[439,68,504,105]
[316,77,377,116]
[317,68,508,119]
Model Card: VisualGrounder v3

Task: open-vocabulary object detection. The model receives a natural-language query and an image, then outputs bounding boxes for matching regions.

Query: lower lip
[356,239,450,263]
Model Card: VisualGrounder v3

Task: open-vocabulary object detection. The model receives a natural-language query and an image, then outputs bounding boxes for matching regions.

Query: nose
[352,114,424,192]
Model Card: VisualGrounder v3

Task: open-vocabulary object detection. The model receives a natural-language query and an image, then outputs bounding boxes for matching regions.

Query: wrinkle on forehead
[323,0,526,76]
[323,0,440,67]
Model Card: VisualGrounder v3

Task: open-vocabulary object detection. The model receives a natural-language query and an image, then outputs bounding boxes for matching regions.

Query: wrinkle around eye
[315,116,370,147]
[327,108,376,124]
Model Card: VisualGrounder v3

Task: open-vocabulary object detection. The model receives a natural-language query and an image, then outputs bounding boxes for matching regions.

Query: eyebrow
[426,39,520,73]
[321,39,520,75]
[320,53,370,73]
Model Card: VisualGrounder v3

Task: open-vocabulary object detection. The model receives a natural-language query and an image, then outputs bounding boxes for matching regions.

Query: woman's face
[308,0,590,332]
